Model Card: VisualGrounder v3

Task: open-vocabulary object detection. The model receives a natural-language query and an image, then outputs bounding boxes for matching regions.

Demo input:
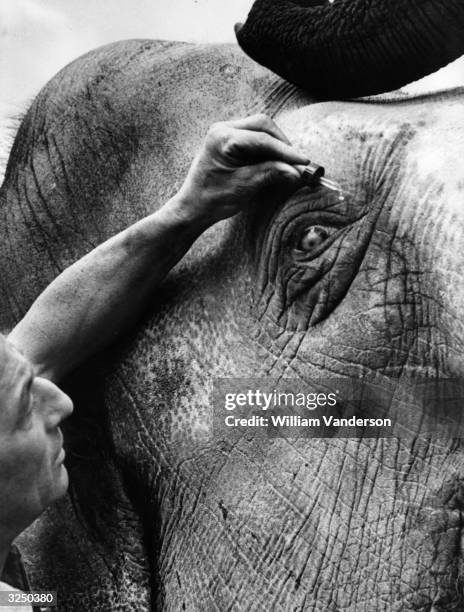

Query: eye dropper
[299,162,348,201]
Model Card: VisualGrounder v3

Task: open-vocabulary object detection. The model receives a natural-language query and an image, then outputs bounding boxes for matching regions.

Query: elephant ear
[235,0,464,98]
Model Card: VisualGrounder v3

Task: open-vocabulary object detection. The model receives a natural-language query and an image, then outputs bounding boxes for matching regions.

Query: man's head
[0,335,73,543]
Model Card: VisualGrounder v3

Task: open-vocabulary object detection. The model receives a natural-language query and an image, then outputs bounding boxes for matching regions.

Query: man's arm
[8,196,211,381]
[8,115,308,382]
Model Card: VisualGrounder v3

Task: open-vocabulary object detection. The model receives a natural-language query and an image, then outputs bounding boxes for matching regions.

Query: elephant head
[236,0,464,97]
[1,27,464,612]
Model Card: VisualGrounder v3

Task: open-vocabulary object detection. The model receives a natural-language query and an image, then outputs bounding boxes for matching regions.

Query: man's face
[0,336,73,538]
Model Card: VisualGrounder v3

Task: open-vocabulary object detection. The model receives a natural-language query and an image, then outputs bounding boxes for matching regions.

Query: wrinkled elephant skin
[2,41,464,611]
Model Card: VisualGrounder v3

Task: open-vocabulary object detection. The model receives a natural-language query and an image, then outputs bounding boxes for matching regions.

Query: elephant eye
[298,225,331,252]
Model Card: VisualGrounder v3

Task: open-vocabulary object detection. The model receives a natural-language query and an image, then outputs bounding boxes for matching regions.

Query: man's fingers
[221,129,309,166]
[239,160,302,191]
[226,113,292,145]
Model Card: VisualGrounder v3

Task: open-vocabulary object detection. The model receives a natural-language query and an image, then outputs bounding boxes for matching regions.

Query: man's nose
[56,387,74,420]
[35,376,74,424]
[48,385,74,427]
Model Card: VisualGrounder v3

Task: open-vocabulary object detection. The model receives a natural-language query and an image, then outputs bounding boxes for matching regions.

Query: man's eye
[22,399,32,422]
[298,225,331,252]
[20,380,34,423]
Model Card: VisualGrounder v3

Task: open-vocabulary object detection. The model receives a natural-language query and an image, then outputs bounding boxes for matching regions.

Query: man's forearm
[8,195,210,381]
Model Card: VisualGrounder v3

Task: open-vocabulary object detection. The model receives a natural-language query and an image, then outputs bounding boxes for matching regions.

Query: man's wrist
[120,191,215,263]
[161,192,214,234]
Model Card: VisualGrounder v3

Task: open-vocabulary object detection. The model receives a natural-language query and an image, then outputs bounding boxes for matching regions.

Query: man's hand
[176,114,309,224]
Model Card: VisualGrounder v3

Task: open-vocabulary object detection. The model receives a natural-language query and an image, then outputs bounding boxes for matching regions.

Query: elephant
[2,6,464,611]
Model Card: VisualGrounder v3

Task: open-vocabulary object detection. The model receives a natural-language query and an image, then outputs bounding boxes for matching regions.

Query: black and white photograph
[1,1,464,610]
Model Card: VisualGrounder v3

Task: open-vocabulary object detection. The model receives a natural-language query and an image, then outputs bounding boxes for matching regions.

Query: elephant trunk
[236,0,464,98]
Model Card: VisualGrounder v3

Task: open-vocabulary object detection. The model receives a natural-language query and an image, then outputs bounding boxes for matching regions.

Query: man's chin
[30,465,69,530]
[51,463,69,502]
